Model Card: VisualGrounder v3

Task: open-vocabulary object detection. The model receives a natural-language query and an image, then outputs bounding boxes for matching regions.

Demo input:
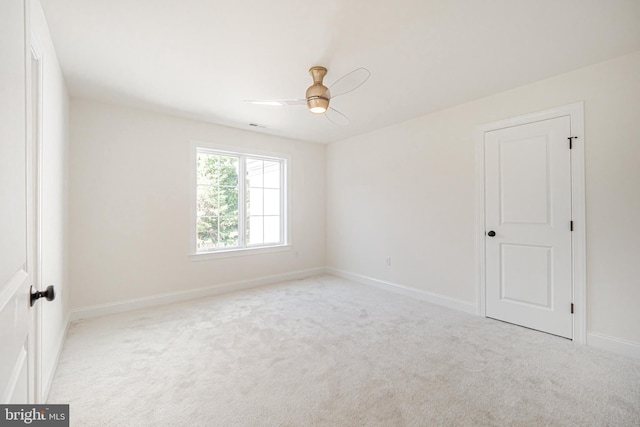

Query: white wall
[327,51,640,345]
[69,99,326,309]
[31,0,70,399]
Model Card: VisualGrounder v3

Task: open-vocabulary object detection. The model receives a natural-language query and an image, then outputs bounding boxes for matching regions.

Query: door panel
[485,116,573,339]
[500,244,552,308]
[0,272,30,403]
[499,136,550,224]
[0,0,27,287]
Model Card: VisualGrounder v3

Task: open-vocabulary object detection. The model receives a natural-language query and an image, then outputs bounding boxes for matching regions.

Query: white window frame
[189,140,291,261]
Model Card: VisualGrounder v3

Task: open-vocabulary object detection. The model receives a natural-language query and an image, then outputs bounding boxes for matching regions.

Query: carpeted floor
[48,275,640,426]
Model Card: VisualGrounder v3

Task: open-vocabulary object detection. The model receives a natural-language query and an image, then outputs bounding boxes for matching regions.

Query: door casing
[30,34,45,404]
[475,102,586,344]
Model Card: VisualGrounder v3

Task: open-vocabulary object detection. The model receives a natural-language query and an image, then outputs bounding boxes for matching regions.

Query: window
[191,142,289,257]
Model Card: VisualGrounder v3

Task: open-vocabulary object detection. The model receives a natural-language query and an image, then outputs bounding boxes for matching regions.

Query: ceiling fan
[245,66,371,126]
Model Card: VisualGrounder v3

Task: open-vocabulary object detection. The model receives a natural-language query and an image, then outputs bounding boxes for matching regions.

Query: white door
[484,116,573,339]
[0,0,39,404]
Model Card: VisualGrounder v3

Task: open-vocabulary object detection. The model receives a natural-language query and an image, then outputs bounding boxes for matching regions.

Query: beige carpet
[48,275,640,426]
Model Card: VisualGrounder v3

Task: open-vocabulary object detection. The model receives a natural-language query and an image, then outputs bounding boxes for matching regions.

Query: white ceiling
[40,0,640,144]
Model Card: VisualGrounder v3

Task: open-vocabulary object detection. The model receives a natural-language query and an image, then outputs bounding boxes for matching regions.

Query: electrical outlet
[385,257,392,266]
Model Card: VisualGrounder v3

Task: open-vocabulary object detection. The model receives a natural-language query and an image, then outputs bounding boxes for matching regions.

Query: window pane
[197,217,218,250]
[246,158,263,188]
[263,161,280,188]
[248,188,263,215]
[263,189,280,216]
[197,185,218,216]
[248,216,264,245]
[219,156,239,186]
[218,185,239,217]
[218,216,239,247]
[198,153,239,186]
[197,152,216,185]
[264,216,281,244]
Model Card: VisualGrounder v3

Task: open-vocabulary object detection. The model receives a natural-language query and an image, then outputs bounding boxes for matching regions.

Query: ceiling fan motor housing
[306,66,329,113]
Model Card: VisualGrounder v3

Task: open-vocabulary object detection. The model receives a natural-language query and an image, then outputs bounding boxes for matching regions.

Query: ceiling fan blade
[325,107,349,126]
[244,98,306,106]
[325,67,371,99]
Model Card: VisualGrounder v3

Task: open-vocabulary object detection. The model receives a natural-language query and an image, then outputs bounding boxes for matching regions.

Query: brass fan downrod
[306,66,329,113]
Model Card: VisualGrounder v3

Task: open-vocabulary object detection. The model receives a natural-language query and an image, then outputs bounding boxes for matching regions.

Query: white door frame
[475,102,586,344]
[24,0,43,403]
[30,34,45,403]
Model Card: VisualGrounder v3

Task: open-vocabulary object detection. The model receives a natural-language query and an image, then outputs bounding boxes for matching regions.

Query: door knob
[487,231,496,237]
[30,285,55,307]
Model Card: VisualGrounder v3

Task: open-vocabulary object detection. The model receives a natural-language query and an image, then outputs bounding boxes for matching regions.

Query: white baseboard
[587,332,640,359]
[327,268,477,315]
[70,267,325,322]
[43,312,70,403]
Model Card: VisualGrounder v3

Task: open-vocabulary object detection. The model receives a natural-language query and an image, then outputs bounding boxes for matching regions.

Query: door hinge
[568,136,578,149]
[570,220,574,231]
[571,303,574,314]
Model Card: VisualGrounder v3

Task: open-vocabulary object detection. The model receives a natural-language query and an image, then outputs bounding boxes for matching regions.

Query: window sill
[189,244,292,261]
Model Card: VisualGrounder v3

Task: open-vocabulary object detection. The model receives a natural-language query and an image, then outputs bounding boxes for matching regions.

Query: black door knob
[487,231,496,237]
[30,285,55,307]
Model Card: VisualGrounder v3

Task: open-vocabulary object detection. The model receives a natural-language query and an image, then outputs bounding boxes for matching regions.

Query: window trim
[189,140,291,260]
